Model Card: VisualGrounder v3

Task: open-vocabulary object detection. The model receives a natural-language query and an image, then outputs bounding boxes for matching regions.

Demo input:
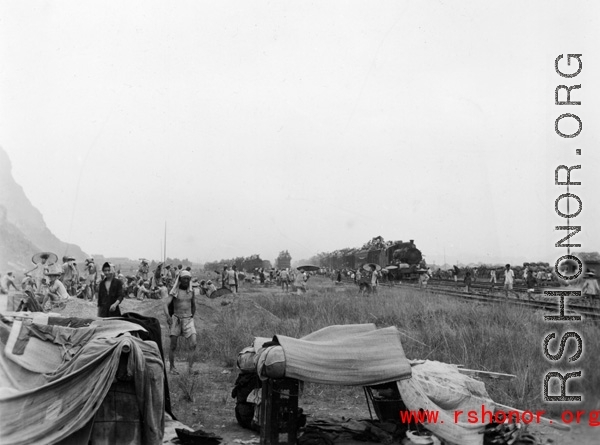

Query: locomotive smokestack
[410,239,414,244]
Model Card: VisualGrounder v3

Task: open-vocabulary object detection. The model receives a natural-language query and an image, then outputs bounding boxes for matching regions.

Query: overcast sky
[1,1,599,266]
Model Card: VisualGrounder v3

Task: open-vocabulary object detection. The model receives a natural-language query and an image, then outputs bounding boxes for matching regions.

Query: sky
[1,1,599,266]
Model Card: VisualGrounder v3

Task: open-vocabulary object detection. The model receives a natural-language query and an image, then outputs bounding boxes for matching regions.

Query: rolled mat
[274,324,411,385]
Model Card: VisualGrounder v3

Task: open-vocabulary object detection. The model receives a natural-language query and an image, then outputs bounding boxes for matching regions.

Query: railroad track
[335,278,600,321]
[426,278,549,294]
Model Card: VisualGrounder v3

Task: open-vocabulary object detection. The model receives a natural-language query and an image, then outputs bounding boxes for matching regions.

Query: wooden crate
[260,378,300,445]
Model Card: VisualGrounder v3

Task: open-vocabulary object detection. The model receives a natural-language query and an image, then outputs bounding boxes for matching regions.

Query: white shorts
[170,315,196,338]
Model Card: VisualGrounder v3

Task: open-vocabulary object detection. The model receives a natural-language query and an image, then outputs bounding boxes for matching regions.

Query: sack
[256,346,286,379]
[237,347,256,373]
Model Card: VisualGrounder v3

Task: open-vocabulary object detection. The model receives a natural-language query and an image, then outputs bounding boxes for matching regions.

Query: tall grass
[191,284,600,415]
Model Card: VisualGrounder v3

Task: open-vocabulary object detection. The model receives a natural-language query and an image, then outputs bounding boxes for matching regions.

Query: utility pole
[164,221,167,263]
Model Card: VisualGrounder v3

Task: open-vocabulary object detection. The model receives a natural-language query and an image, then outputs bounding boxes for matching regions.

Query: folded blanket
[273,324,411,385]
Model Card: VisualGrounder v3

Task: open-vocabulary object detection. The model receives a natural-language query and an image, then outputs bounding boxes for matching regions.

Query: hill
[0,146,88,271]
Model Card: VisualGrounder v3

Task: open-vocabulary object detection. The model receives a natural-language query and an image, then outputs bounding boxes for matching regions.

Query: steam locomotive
[319,238,425,280]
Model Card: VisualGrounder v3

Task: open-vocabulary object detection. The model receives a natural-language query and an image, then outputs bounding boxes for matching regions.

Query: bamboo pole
[457,368,516,380]
[494,402,571,431]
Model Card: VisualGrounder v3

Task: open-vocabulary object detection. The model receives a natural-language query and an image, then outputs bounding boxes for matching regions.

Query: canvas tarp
[0,316,165,445]
[397,360,496,445]
[273,324,412,385]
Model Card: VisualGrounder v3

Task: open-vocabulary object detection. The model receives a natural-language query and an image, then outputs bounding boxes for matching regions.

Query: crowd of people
[2,252,599,376]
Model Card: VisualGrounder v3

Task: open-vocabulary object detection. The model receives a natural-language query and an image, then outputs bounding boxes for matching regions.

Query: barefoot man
[164,270,196,374]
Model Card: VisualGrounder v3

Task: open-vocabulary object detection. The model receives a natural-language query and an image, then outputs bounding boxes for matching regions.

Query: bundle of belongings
[174,428,222,445]
[232,324,540,445]
[0,311,175,445]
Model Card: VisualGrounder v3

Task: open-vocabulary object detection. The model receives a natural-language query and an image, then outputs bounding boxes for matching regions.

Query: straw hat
[363,263,382,272]
[32,252,58,265]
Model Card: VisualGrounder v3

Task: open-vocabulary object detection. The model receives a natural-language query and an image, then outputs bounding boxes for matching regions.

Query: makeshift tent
[249,324,499,445]
[269,324,412,385]
[0,313,166,445]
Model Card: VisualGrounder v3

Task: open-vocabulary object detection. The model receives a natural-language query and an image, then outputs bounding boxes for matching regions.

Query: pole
[164,221,167,263]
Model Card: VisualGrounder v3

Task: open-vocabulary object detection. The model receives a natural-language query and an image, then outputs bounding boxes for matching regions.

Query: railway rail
[334,277,600,321]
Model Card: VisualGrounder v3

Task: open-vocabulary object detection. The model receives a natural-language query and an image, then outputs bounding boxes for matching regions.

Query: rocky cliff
[0,147,87,271]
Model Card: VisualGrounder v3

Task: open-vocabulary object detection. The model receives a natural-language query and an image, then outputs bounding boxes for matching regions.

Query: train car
[275,251,292,270]
[320,237,424,281]
[242,256,264,272]
[342,253,356,270]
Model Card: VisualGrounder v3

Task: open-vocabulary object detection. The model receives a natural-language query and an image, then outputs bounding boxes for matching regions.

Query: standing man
[280,268,290,293]
[489,268,497,293]
[164,270,196,374]
[581,271,600,302]
[370,267,379,293]
[452,265,459,283]
[221,266,228,289]
[503,264,518,299]
[226,265,237,294]
[98,262,125,317]
[232,265,240,293]
[464,271,473,293]
[525,269,537,300]
[61,256,76,296]
[25,254,52,291]
[138,260,149,281]
[83,259,98,301]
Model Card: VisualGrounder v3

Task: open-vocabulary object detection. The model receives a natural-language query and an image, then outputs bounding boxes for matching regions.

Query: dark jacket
[97,278,125,317]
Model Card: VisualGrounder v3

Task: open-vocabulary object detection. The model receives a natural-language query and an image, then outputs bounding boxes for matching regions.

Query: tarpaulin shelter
[250,324,496,445]
[0,312,167,445]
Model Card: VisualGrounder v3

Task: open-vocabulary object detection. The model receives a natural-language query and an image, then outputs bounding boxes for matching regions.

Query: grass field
[46,276,600,442]
[186,278,599,413]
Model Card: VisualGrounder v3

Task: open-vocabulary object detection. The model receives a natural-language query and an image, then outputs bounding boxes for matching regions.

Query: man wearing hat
[61,256,80,297]
[581,271,600,301]
[163,270,196,374]
[25,253,53,291]
[138,260,149,281]
[97,262,125,317]
[41,265,70,311]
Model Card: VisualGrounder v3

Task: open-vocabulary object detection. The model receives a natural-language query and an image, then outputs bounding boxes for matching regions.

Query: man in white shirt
[503,264,517,298]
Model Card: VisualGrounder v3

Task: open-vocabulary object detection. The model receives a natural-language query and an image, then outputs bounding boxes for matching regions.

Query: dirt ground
[33,282,600,444]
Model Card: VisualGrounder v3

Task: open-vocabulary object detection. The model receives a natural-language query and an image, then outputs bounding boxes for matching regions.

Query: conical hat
[32,252,58,265]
